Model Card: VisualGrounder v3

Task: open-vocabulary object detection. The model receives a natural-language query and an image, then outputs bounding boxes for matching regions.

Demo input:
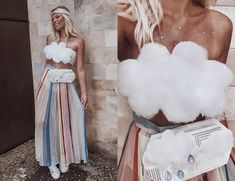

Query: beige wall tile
[227,49,235,86]
[91,80,117,96]
[89,95,107,111]
[75,15,90,32]
[83,31,105,49]
[86,64,106,80]
[38,21,52,36]
[106,64,118,80]
[225,87,235,121]
[105,30,117,47]
[90,14,116,31]
[107,95,118,113]
[216,0,235,5]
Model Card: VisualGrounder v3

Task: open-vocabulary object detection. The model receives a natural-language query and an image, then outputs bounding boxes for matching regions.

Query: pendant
[177,170,185,179]
[165,170,172,181]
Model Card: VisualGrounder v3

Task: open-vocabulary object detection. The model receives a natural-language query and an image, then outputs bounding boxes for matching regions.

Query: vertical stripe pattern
[35,67,88,166]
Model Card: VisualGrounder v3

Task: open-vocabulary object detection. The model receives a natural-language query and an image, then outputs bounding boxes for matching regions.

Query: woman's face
[51,13,65,31]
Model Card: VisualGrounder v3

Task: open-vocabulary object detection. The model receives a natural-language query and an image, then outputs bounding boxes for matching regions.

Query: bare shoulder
[46,34,53,44]
[76,36,85,45]
[207,9,233,36]
[70,36,85,52]
[118,15,135,25]
[118,16,136,33]
[118,15,137,45]
[206,9,233,62]
[75,36,85,48]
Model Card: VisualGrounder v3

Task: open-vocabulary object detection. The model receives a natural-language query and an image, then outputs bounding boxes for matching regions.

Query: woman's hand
[76,37,88,109]
[81,94,88,109]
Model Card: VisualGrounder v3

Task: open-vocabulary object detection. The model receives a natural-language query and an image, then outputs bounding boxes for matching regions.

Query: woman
[35,6,88,179]
[118,0,234,180]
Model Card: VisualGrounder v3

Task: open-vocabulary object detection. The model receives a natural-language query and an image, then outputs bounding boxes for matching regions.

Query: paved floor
[0,140,117,181]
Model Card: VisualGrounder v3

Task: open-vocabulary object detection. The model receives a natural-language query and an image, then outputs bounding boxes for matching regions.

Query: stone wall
[117,1,235,160]
[75,0,118,156]
[27,0,117,157]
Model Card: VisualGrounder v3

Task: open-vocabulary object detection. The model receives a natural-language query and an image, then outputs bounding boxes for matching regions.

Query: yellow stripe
[58,84,65,163]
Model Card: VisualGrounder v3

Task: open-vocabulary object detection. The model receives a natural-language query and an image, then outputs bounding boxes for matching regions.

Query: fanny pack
[142,119,233,181]
[48,69,75,83]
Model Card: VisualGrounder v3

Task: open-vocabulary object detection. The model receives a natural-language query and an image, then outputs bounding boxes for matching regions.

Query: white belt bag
[48,69,75,83]
[142,119,233,181]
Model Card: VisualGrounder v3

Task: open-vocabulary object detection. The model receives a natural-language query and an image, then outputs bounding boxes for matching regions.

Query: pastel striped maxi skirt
[35,66,88,166]
[118,121,235,181]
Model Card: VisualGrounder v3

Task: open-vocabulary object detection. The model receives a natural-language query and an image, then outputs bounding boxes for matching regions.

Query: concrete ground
[0,140,117,181]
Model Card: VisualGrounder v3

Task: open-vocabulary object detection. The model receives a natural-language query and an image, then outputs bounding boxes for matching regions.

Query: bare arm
[76,37,87,108]
[45,35,53,64]
[218,17,233,64]
[118,16,139,61]
[46,34,53,45]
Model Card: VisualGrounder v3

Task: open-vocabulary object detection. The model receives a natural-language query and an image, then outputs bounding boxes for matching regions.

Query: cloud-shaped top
[142,130,196,169]
[44,42,76,64]
[118,41,233,123]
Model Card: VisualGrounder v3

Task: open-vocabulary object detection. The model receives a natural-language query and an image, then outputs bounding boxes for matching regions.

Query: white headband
[51,8,70,16]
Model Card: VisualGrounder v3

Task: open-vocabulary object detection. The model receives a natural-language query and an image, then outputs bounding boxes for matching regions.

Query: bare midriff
[150,110,206,127]
[46,59,72,69]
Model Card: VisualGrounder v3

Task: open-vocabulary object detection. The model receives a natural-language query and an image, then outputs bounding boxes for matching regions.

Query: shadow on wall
[75,0,83,9]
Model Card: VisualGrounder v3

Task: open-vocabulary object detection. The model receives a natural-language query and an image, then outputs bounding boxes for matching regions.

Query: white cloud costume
[35,42,88,167]
[118,41,235,181]
[119,41,233,123]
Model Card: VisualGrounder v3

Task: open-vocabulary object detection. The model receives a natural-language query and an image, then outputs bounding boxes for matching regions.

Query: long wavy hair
[118,0,217,49]
[51,6,80,42]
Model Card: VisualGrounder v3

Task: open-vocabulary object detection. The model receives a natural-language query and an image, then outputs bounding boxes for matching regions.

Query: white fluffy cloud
[118,41,233,123]
[44,42,75,64]
[142,130,196,169]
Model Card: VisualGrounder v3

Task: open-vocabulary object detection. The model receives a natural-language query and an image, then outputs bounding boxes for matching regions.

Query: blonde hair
[51,6,80,42]
[118,0,216,49]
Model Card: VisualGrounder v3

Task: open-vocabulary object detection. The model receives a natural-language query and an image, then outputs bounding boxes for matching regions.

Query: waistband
[133,112,179,132]
[45,64,72,70]
[46,64,56,69]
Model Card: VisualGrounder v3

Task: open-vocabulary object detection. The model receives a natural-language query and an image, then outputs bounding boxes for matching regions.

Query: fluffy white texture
[201,129,233,159]
[118,41,233,123]
[142,130,196,169]
[43,42,76,64]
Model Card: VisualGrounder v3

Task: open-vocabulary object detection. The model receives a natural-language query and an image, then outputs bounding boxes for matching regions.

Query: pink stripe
[59,84,67,163]
[36,69,49,99]
[66,84,75,161]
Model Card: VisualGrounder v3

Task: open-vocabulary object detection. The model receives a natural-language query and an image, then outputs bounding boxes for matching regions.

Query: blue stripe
[42,83,53,166]
[83,110,89,162]
[224,165,230,181]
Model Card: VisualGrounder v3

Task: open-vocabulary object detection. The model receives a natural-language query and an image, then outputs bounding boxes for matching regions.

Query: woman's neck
[59,30,69,41]
[161,0,193,18]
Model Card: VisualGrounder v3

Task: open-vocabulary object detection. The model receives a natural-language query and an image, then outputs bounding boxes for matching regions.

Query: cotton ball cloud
[44,42,74,63]
[201,129,233,159]
[118,41,233,123]
[142,130,196,169]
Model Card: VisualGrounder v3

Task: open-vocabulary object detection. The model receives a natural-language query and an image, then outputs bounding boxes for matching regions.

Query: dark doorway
[0,0,35,154]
